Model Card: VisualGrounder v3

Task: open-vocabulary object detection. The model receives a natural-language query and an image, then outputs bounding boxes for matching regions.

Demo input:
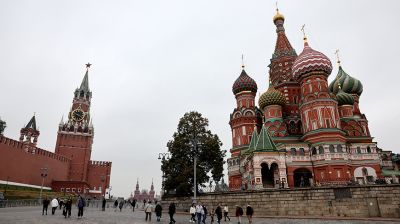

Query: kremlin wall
[0,65,112,197]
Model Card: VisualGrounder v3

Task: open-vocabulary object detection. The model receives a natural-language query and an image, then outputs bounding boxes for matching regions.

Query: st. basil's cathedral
[227,9,381,190]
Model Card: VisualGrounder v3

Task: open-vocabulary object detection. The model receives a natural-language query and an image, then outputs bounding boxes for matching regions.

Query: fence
[0,199,41,208]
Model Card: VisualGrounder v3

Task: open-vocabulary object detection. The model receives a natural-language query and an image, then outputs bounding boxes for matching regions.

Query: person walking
[223,205,230,221]
[102,197,106,211]
[195,203,204,224]
[64,197,72,218]
[215,204,222,224]
[51,197,59,215]
[189,203,196,222]
[168,202,176,224]
[59,198,63,210]
[144,201,153,221]
[246,204,253,224]
[114,200,119,212]
[235,205,243,224]
[202,204,208,224]
[119,200,124,212]
[155,202,163,221]
[130,199,137,212]
[42,196,50,215]
[209,207,215,224]
[77,195,86,218]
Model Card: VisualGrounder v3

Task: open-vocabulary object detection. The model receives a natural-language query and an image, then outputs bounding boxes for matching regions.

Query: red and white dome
[292,42,332,80]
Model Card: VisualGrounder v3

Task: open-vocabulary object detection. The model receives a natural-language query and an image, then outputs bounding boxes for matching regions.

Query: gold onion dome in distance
[273,9,285,22]
[258,84,286,110]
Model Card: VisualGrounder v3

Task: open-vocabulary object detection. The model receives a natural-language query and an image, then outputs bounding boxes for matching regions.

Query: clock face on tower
[71,109,85,122]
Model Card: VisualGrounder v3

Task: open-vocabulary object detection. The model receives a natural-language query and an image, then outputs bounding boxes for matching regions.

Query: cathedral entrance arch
[261,162,279,188]
[293,168,312,187]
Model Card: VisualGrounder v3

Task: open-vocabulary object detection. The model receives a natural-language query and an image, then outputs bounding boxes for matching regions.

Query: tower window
[329,145,335,153]
[318,146,324,154]
[357,147,361,154]
[367,146,371,153]
[299,148,305,156]
[290,148,296,155]
[337,145,343,152]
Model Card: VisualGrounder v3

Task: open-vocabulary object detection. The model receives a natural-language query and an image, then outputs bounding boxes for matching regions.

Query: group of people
[41,195,86,219]
[191,203,253,224]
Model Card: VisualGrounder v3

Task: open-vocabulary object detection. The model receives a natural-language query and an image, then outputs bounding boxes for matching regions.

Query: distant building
[0,64,112,197]
[133,180,155,202]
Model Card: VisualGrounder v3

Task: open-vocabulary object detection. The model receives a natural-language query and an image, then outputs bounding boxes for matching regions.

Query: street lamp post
[158,152,170,196]
[39,167,48,203]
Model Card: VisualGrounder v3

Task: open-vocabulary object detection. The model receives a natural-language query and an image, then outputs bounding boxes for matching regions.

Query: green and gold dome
[232,69,258,95]
[336,87,355,106]
[258,85,286,110]
[329,66,363,96]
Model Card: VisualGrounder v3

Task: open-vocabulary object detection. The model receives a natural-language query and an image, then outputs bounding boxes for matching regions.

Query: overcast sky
[1,0,399,197]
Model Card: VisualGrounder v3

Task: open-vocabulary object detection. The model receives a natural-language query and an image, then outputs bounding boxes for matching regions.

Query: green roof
[381,169,400,177]
[248,128,258,150]
[254,125,277,151]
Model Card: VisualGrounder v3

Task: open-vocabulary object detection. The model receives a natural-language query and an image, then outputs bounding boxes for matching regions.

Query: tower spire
[80,63,91,91]
[241,54,245,69]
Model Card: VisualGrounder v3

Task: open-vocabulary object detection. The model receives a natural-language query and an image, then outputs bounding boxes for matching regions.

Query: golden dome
[273,10,285,22]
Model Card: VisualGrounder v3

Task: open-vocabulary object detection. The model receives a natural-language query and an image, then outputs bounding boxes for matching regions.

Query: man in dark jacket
[155,202,163,221]
[130,199,137,212]
[64,197,72,218]
[42,197,50,215]
[215,204,223,224]
[102,197,106,211]
[246,204,253,224]
[77,195,86,218]
[168,202,176,224]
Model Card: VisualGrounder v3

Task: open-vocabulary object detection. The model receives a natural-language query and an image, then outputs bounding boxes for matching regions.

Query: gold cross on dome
[301,24,306,39]
[241,54,245,68]
[335,49,341,65]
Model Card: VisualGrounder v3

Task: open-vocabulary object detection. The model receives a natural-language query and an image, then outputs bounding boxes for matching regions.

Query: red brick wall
[55,133,93,181]
[0,136,70,187]
[87,161,112,195]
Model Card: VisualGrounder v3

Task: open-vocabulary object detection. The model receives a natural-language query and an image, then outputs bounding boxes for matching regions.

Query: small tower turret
[20,114,40,146]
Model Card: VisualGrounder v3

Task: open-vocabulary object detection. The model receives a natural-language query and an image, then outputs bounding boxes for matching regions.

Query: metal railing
[0,199,41,208]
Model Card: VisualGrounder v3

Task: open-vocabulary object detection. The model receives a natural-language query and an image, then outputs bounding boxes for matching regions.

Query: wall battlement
[89,160,112,166]
[0,136,70,163]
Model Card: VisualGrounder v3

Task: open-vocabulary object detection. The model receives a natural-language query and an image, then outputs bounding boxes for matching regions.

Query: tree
[0,117,6,136]
[162,111,226,195]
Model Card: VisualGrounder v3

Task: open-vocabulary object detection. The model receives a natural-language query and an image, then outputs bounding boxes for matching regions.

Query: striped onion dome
[232,69,258,95]
[292,42,333,80]
[329,66,363,96]
[336,87,355,106]
[258,85,286,110]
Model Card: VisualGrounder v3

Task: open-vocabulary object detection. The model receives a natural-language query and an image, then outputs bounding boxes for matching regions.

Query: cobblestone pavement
[0,206,399,224]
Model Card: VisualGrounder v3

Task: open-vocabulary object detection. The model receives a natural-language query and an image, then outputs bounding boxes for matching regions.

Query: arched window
[357,147,361,154]
[329,145,335,153]
[311,147,317,155]
[367,146,371,153]
[299,148,305,156]
[318,146,324,154]
[290,148,296,155]
[337,145,343,152]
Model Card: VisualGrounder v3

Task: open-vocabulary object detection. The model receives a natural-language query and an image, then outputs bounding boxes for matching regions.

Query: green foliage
[0,117,6,135]
[162,111,226,195]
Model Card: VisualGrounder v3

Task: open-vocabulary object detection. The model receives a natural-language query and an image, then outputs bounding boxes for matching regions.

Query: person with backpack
[155,202,163,221]
[168,202,176,224]
[77,195,86,218]
[144,201,153,221]
[235,205,243,224]
[215,204,223,224]
[246,204,254,224]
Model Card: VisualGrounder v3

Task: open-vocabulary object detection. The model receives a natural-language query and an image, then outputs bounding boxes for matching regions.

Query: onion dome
[232,69,258,95]
[258,85,286,109]
[292,42,333,80]
[336,87,354,106]
[273,9,285,23]
[329,66,363,96]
